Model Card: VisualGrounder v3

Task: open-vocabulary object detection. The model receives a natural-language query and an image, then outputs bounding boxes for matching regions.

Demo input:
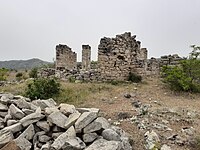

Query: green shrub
[25,78,60,100]
[68,76,76,83]
[110,80,120,85]
[0,68,8,81]
[29,68,38,78]
[128,72,142,83]
[161,45,200,92]
[16,72,23,81]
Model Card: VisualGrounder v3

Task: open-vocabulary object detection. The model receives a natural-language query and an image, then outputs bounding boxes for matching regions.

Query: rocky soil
[79,78,200,150]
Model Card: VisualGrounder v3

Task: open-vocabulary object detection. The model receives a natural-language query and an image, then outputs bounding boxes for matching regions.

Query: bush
[29,68,38,78]
[161,45,200,92]
[128,72,142,83]
[25,78,60,100]
[16,72,23,81]
[0,68,8,81]
[68,76,76,83]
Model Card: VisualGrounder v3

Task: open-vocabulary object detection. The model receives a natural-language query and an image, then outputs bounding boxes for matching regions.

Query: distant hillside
[0,58,52,70]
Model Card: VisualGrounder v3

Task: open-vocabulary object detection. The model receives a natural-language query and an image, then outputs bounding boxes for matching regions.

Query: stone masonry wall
[98,32,147,81]
[56,44,77,71]
[82,45,91,71]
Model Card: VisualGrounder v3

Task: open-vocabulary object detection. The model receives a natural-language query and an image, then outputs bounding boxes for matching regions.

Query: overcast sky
[0,0,200,62]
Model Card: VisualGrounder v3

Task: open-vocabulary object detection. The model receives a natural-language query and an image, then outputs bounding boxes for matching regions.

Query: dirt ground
[78,78,200,150]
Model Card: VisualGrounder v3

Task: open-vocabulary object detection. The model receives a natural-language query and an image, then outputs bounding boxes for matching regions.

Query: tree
[29,68,38,78]
[161,45,200,92]
[190,45,200,59]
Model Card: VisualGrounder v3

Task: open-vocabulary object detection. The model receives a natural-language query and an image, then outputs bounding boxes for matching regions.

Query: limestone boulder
[0,130,13,148]
[14,137,32,150]
[64,112,81,129]
[2,123,22,134]
[7,120,18,126]
[18,124,35,140]
[50,126,76,150]
[83,133,98,143]
[83,121,102,133]
[85,139,122,150]
[36,121,50,132]
[102,129,121,141]
[20,107,45,127]
[0,141,20,150]
[75,112,97,133]
[11,98,31,109]
[0,103,8,111]
[47,111,68,128]
[32,99,57,110]
[10,104,25,119]
[95,117,110,130]
[62,137,86,150]
[44,107,59,115]
[59,103,77,116]
[22,109,34,115]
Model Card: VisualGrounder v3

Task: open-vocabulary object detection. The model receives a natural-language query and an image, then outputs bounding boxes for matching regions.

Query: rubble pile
[0,93,132,150]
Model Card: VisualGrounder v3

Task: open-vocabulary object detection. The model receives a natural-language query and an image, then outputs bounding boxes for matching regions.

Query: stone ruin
[55,44,77,71]
[40,32,184,81]
[0,93,132,150]
[82,45,91,71]
[98,32,148,81]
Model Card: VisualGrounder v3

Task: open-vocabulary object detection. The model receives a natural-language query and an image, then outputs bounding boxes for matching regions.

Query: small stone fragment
[161,144,171,150]
[38,135,51,143]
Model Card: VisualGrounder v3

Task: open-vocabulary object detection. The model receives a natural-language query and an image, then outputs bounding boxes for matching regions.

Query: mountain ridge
[0,58,52,70]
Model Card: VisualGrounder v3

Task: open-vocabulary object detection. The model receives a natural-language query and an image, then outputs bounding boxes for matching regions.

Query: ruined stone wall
[82,45,91,71]
[146,54,184,76]
[56,44,77,70]
[98,32,147,81]
[158,54,183,66]
[146,58,160,76]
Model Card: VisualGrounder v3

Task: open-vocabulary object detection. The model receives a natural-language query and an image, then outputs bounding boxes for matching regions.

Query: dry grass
[0,82,26,95]
[55,82,133,106]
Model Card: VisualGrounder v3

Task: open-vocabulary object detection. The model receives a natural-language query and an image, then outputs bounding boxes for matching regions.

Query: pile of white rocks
[0,93,132,150]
